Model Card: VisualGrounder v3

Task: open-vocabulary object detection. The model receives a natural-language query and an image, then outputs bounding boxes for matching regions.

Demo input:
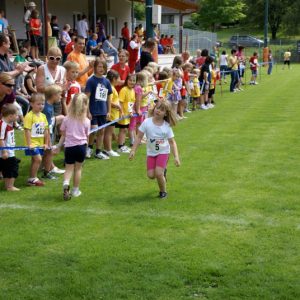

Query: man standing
[76,15,89,40]
[67,36,94,90]
[121,22,130,50]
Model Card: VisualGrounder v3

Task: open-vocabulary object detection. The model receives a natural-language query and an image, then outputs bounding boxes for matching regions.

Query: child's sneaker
[158,191,168,199]
[63,184,71,201]
[27,178,44,186]
[95,151,110,160]
[106,150,120,157]
[86,147,93,158]
[200,104,208,110]
[42,171,57,180]
[50,166,65,174]
[117,146,131,153]
[72,189,82,197]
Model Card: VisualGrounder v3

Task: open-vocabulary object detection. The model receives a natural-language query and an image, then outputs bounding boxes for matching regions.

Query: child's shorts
[129,106,148,131]
[147,154,169,171]
[0,157,19,178]
[65,144,87,164]
[25,148,44,156]
[251,69,257,76]
[199,82,209,95]
[115,123,129,129]
[91,115,107,127]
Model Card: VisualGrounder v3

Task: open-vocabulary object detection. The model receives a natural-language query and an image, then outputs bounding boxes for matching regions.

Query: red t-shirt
[65,80,81,105]
[29,18,41,36]
[196,56,206,67]
[121,27,130,40]
[64,41,74,54]
[111,63,130,92]
[181,71,189,97]
[249,56,258,71]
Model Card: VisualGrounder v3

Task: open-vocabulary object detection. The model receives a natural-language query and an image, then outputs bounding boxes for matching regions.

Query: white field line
[0,203,297,230]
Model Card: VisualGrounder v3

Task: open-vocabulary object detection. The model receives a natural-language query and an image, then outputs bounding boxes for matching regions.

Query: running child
[129,100,180,199]
[54,93,90,200]
[24,93,49,186]
[85,58,112,159]
[116,74,136,154]
[103,69,123,157]
[0,104,20,191]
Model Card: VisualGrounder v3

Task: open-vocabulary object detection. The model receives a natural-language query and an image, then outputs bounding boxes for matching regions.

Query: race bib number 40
[95,84,108,101]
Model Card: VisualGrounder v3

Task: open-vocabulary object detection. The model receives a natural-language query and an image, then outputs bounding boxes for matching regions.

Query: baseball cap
[28,2,36,7]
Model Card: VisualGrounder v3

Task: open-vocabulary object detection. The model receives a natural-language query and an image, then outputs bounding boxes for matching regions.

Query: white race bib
[95,84,108,101]
[31,122,46,138]
[128,102,134,113]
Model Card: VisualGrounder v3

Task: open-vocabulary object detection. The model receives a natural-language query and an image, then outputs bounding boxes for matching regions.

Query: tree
[134,2,145,21]
[191,0,246,32]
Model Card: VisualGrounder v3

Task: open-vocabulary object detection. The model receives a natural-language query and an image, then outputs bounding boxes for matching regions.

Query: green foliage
[191,0,246,31]
[1,66,300,299]
[133,2,145,21]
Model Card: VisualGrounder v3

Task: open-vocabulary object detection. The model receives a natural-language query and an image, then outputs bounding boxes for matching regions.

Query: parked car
[228,35,264,47]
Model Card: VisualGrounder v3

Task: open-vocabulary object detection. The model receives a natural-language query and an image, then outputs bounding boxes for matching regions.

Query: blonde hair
[162,67,172,78]
[148,100,177,127]
[0,73,14,84]
[30,93,45,103]
[1,103,18,117]
[143,66,154,74]
[63,61,79,71]
[44,84,62,99]
[68,93,89,121]
[147,62,159,73]
[47,47,62,57]
[136,72,148,88]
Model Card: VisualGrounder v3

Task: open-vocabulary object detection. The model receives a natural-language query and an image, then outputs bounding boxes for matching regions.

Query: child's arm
[168,137,180,167]
[0,139,8,159]
[135,92,142,115]
[44,128,50,149]
[53,131,65,154]
[129,130,144,160]
[107,94,111,120]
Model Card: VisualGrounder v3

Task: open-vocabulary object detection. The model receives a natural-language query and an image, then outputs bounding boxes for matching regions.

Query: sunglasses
[2,83,15,88]
[48,56,61,61]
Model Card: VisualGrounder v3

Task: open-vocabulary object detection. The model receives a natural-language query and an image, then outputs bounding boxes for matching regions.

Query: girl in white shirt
[129,100,180,198]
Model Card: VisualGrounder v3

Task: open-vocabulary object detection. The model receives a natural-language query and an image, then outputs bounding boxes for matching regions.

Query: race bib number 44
[95,84,108,101]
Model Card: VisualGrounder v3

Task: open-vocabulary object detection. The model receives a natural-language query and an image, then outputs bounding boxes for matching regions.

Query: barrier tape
[0,112,145,151]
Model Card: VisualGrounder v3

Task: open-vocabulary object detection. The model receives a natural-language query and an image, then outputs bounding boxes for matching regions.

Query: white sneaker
[207,103,214,108]
[72,189,82,197]
[86,147,93,158]
[254,82,259,85]
[106,150,120,157]
[200,104,208,110]
[50,166,65,174]
[123,145,131,151]
[94,152,110,160]
[117,146,131,153]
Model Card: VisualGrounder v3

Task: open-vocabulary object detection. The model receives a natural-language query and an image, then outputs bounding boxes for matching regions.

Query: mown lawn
[0,66,300,299]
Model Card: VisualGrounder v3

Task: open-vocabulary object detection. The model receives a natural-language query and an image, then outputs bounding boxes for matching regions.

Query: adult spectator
[137,24,144,40]
[219,50,228,83]
[111,49,130,92]
[29,9,42,60]
[196,49,208,68]
[228,49,239,93]
[67,36,94,89]
[50,16,60,41]
[140,38,155,70]
[96,18,106,43]
[102,35,118,64]
[23,2,36,41]
[36,47,66,114]
[268,49,273,75]
[0,10,8,31]
[86,33,102,56]
[0,10,7,34]
[168,35,176,54]
[59,24,71,63]
[121,22,130,50]
[76,15,89,40]
[0,73,16,114]
[127,34,140,74]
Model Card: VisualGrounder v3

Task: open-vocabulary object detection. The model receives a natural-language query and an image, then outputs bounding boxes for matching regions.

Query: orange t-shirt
[67,51,89,88]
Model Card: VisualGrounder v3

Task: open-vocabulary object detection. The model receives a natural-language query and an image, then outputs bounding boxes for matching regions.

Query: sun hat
[28,2,36,7]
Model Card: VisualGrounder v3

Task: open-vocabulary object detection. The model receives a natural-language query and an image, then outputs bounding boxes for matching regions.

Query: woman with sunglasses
[0,73,16,115]
[36,47,66,115]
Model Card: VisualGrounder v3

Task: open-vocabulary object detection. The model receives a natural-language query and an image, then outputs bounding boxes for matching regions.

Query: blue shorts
[65,144,86,164]
[91,115,107,126]
[251,69,257,76]
[25,148,44,156]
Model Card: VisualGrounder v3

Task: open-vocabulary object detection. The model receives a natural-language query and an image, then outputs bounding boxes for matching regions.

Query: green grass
[1,66,300,299]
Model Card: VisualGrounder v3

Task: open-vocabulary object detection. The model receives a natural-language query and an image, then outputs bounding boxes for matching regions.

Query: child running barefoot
[129,100,180,199]
[54,93,90,200]
[0,104,20,191]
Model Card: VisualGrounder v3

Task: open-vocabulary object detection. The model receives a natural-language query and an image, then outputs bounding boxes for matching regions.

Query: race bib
[128,102,134,113]
[95,84,108,101]
[148,138,168,153]
[31,122,45,138]
[158,88,164,98]
[152,85,158,95]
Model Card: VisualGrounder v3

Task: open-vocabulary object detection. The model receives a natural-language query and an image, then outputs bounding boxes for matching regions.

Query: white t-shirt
[76,19,89,38]
[219,54,228,66]
[129,40,141,59]
[139,117,174,156]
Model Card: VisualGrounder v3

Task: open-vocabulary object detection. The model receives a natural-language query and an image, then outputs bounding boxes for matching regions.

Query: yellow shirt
[284,51,291,60]
[141,87,149,107]
[191,78,200,97]
[210,70,217,90]
[110,86,120,121]
[24,111,48,147]
[118,86,135,125]
[165,78,173,94]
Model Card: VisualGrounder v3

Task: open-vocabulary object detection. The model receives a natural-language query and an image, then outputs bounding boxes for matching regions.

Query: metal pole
[93,0,96,33]
[145,0,154,39]
[179,11,183,53]
[131,0,135,35]
[41,0,48,55]
[264,0,269,47]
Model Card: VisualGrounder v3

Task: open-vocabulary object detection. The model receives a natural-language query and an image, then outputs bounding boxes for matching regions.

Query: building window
[162,15,174,24]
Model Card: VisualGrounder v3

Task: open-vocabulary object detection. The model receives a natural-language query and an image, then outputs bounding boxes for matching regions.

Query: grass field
[1,65,300,299]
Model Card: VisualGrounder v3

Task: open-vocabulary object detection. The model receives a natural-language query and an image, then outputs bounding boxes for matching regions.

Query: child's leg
[118,128,126,146]
[96,129,104,151]
[73,162,83,189]
[178,100,184,117]
[4,178,19,191]
[43,150,53,173]
[30,154,42,178]
[155,166,166,192]
[104,126,113,151]
[63,163,74,185]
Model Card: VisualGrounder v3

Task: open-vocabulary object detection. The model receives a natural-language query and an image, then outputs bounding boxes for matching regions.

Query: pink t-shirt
[60,116,90,147]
